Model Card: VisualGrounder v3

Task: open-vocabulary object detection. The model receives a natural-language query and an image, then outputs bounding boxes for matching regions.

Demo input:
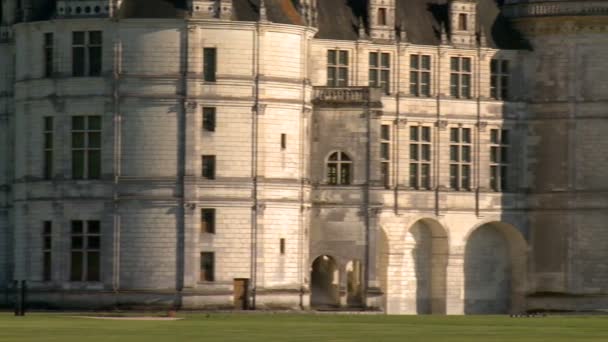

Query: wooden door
[233,279,249,310]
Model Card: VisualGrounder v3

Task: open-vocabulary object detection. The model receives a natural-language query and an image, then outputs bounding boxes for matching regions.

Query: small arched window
[327,152,352,185]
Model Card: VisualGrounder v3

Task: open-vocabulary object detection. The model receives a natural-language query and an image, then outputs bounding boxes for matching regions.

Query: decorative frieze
[504,1,608,19]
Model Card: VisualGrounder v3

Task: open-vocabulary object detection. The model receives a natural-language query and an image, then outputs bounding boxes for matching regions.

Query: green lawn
[1,313,607,342]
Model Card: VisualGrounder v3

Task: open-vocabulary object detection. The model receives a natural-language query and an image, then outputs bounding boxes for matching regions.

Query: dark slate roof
[316,0,528,49]
[27,0,527,49]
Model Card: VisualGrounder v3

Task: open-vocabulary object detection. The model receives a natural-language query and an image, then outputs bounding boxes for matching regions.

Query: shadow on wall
[463,222,527,314]
[409,219,448,315]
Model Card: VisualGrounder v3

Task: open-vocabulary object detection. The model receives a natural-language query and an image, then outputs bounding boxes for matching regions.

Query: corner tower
[504,0,608,311]
[368,0,395,40]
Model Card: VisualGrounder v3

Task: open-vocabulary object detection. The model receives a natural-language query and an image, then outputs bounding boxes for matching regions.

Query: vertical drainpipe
[175,21,190,309]
[111,20,123,295]
[363,89,372,308]
[435,44,442,217]
[250,19,262,311]
[475,42,481,217]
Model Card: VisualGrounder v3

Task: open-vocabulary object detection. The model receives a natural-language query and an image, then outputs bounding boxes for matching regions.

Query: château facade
[1,0,608,314]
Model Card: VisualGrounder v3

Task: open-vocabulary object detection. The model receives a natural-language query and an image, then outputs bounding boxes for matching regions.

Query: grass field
[1,313,608,341]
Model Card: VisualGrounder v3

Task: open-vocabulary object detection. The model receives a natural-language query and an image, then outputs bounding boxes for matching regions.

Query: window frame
[72,31,102,77]
[71,115,102,180]
[327,49,349,87]
[409,125,432,190]
[70,220,101,282]
[490,128,510,192]
[380,124,391,188]
[369,52,391,94]
[203,107,216,132]
[42,221,52,282]
[203,48,217,82]
[326,151,353,186]
[200,252,215,282]
[410,54,432,97]
[490,59,510,100]
[43,116,54,180]
[44,32,54,78]
[449,127,473,191]
[450,57,472,99]
[201,208,216,234]
[202,155,216,180]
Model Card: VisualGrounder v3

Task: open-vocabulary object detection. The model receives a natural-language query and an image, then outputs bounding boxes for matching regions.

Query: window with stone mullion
[490,129,510,192]
[449,127,472,191]
[369,52,391,94]
[70,220,101,282]
[410,54,431,97]
[327,50,349,87]
[72,31,102,77]
[490,59,510,100]
[450,57,472,99]
[409,126,432,190]
[71,116,102,180]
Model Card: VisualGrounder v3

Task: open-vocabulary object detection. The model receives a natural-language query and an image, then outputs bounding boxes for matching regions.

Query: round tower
[504,0,608,310]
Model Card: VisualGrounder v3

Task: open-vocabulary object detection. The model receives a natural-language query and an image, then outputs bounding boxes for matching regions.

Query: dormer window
[458,13,468,31]
[378,8,387,26]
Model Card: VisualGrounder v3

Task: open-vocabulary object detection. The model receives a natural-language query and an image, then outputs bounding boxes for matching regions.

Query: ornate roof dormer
[56,0,122,18]
[368,0,396,41]
[190,0,232,20]
[449,0,477,47]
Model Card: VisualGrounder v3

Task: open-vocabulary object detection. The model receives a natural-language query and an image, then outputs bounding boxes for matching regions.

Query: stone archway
[464,222,527,314]
[404,219,449,314]
[311,255,340,308]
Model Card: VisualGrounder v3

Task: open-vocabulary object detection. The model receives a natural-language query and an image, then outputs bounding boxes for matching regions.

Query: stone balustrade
[56,1,113,17]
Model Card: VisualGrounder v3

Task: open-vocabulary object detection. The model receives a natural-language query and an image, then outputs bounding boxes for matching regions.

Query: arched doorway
[405,219,448,314]
[346,260,363,307]
[311,255,339,308]
[464,222,527,314]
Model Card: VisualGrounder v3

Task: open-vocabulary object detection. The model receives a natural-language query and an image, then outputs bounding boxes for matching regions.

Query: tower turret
[368,0,395,40]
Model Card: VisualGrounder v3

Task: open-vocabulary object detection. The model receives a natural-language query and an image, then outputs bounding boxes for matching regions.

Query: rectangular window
[43,117,53,180]
[458,13,468,31]
[409,126,432,190]
[369,52,391,94]
[450,57,472,99]
[327,50,349,87]
[200,252,215,282]
[280,238,285,255]
[380,124,391,188]
[42,221,52,281]
[201,208,216,234]
[449,127,473,191]
[491,59,510,100]
[72,31,102,77]
[202,155,216,180]
[71,116,102,180]
[44,33,54,78]
[490,129,510,191]
[281,134,287,150]
[378,8,387,26]
[410,54,431,97]
[70,220,101,282]
[203,48,217,82]
[203,107,216,132]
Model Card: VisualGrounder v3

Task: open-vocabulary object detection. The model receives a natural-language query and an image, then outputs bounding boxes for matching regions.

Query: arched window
[327,152,352,185]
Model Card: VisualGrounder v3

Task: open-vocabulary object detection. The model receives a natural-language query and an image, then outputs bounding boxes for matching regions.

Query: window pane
[327,67,336,86]
[72,116,85,130]
[462,165,471,189]
[45,133,53,149]
[490,165,498,190]
[203,48,217,82]
[72,236,83,249]
[73,31,85,45]
[450,74,459,97]
[381,143,390,160]
[369,52,378,67]
[450,146,459,162]
[491,146,498,163]
[43,252,52,281]
[87,236,100,249]
[462,146,471,162]
[89,31,102,45]
[88,116,102,130]
[202,156,216,179]
[338,68,348,86]
[72,47,85,76]
[490,129,499,144]
[501,60,510,74]
[421,145,431,161]
[339,51,348,65]
[72,221,83,234]
[86,251,100,281]
[381,125,390,140]
[88,132,101,148]
[450,165,458,189]
[491,59,498,73]
[501,166,509,191]
[410,144,419,160]
[327,163,337,185]
[88,221,100,234]
[421,164,431,189]
[502,130,510,144]
[410,126,419,141]
[450,128,459,142]
[381,53,390,68]
[72,150,85,179]
[462,128,471,143]
[72,132,85,148]
[381,162,389,187]
[450,57,459,71]
[71,252,83,281]
[88,150,101,179]
[89,46,102,76]
[369,69,378,86]
[421,55,431,70]
[422,127,431,142]
[327,50,336,64]
[410,164,418,188]
[410,55,419,69]
[501,147,509,163]
[340,164,351,185]
[462,58,471,72]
